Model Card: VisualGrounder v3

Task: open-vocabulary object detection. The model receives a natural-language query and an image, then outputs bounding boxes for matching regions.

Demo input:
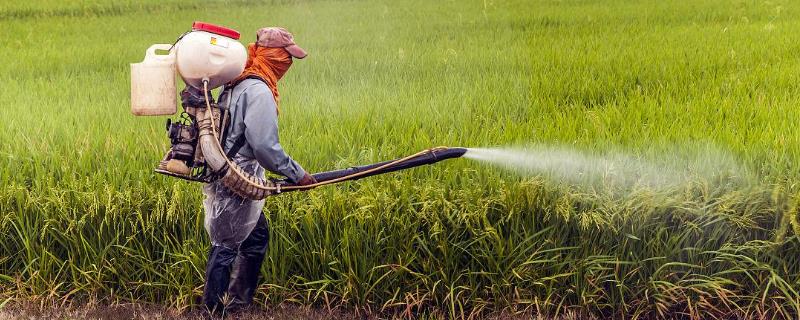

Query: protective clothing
[202,78,306,311]
[232,45,293,111]
[219,78,306,185]
[203,214,269,312]
[201,28,307,311]
[202,78,306,248]
[256,27,308,59]
[202,155,268,249]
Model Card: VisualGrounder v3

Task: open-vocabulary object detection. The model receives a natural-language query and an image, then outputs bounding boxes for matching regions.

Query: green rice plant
[1,0,799,318]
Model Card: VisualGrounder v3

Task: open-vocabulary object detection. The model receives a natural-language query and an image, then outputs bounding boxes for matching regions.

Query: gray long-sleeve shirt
[218,78,306,183]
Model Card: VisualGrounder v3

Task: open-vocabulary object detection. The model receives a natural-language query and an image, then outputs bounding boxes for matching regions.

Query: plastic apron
[202,154,266,249]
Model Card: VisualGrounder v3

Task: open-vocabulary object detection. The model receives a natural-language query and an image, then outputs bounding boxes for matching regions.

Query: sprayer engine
[165,118,196,164]
[155,89,218,182]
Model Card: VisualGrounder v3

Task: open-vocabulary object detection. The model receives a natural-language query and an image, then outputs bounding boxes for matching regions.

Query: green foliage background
[0,0,799,318]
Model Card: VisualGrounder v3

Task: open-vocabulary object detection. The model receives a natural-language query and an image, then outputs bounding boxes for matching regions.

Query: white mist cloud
[464,145,749,192]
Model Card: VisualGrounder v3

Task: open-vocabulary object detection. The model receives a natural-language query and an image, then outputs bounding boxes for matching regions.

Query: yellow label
[210,37,218,45]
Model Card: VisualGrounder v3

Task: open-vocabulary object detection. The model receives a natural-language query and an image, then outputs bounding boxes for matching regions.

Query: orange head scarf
[232,43,293,113]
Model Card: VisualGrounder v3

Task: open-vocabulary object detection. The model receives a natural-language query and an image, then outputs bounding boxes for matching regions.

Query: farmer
[189,27,316,313]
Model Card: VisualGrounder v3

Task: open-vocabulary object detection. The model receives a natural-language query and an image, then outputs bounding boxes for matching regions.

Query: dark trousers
[203,214,269,312]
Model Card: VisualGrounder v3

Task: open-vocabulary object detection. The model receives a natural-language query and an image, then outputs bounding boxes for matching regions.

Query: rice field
[1,0,799,318]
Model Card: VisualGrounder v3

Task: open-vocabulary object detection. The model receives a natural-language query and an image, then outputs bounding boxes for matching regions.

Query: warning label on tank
[210,37,229,48]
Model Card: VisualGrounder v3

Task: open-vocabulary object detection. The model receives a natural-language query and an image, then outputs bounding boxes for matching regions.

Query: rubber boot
[228,215,270,308]
[203,245,237,313]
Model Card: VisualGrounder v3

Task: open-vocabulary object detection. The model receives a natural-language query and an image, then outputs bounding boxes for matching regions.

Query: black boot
[228,214,270,308]
[203,244,237,313]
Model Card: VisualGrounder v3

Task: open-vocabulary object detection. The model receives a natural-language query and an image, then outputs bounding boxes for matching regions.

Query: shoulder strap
[225,135,247,159]
[219,87,234,145]
[228,75,268,88]
[219,86,251,159]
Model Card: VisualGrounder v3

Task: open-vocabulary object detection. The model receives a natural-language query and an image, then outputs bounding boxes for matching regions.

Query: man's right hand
[295,173,317,190]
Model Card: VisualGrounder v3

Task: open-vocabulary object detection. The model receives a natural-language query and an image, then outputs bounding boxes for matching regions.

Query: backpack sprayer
[130,22,466,200]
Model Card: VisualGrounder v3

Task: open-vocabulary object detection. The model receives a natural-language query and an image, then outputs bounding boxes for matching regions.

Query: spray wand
[199,80,466,197]
[274,146,467,192]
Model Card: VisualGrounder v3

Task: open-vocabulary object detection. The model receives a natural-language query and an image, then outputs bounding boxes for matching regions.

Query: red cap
[256,27,308,59]
[192,21,240,40]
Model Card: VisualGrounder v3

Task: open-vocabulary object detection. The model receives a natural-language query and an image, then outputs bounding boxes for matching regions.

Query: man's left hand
[296,173,317,190]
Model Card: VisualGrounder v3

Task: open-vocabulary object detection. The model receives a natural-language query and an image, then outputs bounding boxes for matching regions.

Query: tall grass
[0,0,799,318]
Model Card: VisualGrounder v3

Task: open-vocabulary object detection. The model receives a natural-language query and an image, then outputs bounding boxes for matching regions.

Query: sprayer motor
[155,88,221,182]
[165,119,197,163]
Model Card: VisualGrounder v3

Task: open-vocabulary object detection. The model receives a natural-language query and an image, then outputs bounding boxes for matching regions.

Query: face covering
[232,44,293,113]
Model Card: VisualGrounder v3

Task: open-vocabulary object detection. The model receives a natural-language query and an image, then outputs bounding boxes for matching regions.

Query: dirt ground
[0,302,551,320]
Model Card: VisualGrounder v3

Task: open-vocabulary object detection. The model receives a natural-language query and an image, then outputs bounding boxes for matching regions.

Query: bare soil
[0,302,546,320]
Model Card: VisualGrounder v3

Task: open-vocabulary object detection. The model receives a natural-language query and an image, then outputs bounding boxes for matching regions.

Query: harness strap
[227,75,268,89]
[219,87,234,150]
[226,135,248,159]
[218,84,253,159]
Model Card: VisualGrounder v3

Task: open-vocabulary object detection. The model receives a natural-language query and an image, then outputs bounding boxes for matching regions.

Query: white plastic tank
[175,22,247,90]
[130,44,177,116]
